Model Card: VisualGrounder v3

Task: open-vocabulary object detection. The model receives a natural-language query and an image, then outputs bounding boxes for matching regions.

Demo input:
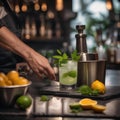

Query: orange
[0,72,12,85]
[79,98,97,109]
[0,72,7,79]
[5,79,13,86]
[91,80,106,94]
[92,104,106,113]
[7,70,19,85]
[14,77,29,85]
[0,76,7,86]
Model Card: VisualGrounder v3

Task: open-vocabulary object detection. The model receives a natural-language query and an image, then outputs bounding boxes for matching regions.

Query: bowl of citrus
[0,70,32,107]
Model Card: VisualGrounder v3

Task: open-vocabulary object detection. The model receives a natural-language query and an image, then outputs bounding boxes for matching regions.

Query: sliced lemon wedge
[92,104,106,113]
[79,98,97,109]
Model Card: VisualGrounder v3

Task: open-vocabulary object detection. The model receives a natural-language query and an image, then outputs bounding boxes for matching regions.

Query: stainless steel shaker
[75,25,106,87]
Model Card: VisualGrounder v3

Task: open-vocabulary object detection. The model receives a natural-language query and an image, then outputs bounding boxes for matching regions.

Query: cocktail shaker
[75,25,106,87]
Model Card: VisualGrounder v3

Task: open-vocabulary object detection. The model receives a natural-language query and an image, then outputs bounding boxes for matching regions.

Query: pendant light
[56,0,63,11]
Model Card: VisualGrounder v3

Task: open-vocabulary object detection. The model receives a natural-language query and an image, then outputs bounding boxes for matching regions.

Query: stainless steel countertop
[105,69,120,86]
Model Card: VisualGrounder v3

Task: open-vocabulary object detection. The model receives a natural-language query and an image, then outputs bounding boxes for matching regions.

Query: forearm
[0,42,13,51]
[0,26,56,80]
[0,26,35,61]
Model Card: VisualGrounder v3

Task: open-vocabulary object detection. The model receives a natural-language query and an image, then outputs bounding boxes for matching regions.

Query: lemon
[91,80,106,94]
[92,104,106,113]
[79,98,97,109]
[0,72,7,79]
[16,95,32,109]
[0,76,7,86]
[14,77,29,85]
[0,72,12,86]
[7,70,19,85]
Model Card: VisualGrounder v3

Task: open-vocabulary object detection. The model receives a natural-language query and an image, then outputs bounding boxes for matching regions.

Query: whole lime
[16,95,32,109]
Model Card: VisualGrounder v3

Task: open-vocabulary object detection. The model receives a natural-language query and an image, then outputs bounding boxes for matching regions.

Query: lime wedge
[62,70,77,78]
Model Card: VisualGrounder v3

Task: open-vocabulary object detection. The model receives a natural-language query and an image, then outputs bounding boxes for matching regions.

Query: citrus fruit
[0,72,7,79]
[0,76,6,86]
[16,95,32,109]
[69,102,81,109]
[91,80,106,94]
[0,72,12,86]
[14,77,29,85]
[40,95,50,101]
[92,104,106,113]
[69,102,83,113]
[7,70,19,85]
[79,98,97,109]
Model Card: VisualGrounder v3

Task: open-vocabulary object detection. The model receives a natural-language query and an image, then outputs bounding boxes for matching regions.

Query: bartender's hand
[0,27,56,81]
[25,50,56,80]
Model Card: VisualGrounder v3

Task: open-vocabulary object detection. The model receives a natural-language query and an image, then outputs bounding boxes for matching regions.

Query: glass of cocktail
[59,59,77,90]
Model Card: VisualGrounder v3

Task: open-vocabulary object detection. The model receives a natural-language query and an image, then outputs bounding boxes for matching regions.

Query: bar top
[0,69,120,120]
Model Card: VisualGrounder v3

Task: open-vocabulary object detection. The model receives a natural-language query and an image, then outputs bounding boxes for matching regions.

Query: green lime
[16,95,32,109]
[62,70,77,78]
[60,76,76,85]
[69,102,83,113]
[69,102,81,109]
[40,95,49,101]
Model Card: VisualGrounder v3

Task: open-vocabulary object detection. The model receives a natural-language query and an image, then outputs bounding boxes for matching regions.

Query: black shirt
[0,3,23,73]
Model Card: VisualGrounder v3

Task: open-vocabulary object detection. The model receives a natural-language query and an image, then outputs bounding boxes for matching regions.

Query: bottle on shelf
[24,16,31,39]
[46,21,53,39]
[55,21,61,39]
[95,29,107,60]
[31,18,37,38]
[107,39,117,63]
[39,14,46,38]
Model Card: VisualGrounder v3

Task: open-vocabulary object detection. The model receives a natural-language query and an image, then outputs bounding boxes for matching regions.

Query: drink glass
[59,60,78,90]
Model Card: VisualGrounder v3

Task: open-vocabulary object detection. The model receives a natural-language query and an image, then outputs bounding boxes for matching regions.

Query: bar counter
[0,69,120,120]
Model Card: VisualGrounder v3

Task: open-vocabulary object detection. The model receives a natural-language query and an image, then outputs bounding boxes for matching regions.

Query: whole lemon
[0,72,12,85]
[7,70,19,85]
[0,76,7,86]
[15,77,29,85]
[91,80,106,94]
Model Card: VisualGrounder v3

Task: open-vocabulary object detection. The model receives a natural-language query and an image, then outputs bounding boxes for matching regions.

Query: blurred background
[9,0,120,67]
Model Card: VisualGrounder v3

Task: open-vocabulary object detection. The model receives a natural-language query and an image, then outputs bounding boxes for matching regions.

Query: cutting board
[34,96,120,118]
[37,85,120,100]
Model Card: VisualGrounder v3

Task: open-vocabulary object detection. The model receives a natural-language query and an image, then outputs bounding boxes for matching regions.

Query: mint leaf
[62,53,68,59]
[53,49,80,66]
[57,49,62,55]
[62,70,77,78]
[53,55,63,59]
[71,50,80,61]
